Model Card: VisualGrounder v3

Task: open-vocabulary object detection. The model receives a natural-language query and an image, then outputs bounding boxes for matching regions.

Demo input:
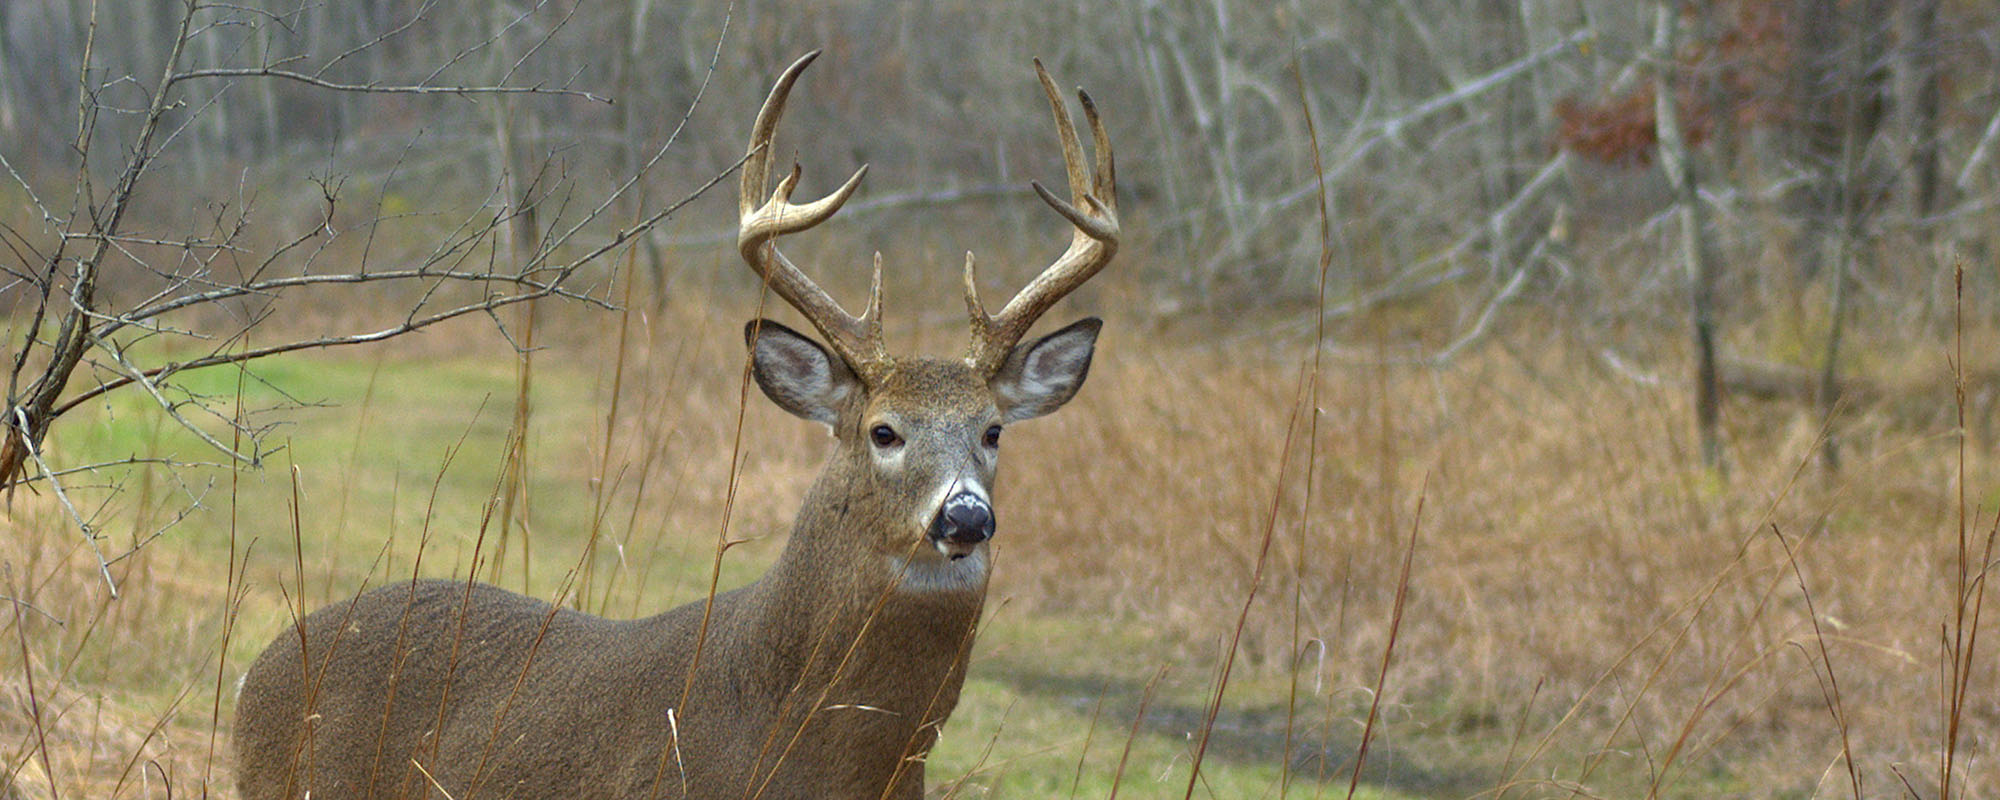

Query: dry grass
[5,255,2000,798]
[1016,316,2000,792]
[987,306,2000,796]
[3,501,238,799]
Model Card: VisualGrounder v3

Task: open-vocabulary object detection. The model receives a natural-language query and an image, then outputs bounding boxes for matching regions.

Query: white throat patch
[888,547,990,594]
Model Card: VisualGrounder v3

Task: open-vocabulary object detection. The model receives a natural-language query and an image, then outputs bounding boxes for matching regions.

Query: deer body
[234,507,980,799]
[235,52,1117,800]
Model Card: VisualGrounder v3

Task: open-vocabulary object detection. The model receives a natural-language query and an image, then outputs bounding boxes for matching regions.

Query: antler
[739,51,889,380]
[963,59,1119,375]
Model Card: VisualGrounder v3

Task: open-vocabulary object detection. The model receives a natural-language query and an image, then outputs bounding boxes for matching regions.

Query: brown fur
[233,354,1070,799]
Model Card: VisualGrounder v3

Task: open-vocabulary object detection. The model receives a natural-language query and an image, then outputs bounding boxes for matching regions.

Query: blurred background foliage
[5,0,1993,330]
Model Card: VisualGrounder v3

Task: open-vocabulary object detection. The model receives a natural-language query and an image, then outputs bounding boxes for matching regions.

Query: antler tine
[739,51,888,379]
[1036,59,1092,212]
[741,52,810,219]
[961,252,986,322]
[965,61,1119,374]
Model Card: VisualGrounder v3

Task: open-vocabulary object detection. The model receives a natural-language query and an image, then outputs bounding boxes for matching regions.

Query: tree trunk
[1897,0,1944,221]
[1654,0,1723,471]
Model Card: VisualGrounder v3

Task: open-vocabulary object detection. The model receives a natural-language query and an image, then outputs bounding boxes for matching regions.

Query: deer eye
[869,424,902,448]
[983,425,1002,449]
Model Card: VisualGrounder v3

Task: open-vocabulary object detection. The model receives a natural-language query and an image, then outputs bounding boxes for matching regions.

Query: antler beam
[739,51,889,379]
[963,59,1119,375]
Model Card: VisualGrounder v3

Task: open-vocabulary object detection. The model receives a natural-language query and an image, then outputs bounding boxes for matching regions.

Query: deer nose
[932,492,995,545]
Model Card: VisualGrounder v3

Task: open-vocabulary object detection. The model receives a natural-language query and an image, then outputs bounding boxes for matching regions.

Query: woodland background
[5,1,2000,798]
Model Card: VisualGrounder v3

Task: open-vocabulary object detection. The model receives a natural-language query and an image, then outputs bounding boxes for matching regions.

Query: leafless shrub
[1,0,735,595]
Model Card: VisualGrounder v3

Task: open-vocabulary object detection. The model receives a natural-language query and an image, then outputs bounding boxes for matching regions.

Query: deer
[232,51,1117,800]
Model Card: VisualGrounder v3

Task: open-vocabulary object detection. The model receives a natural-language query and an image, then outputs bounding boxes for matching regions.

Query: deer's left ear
[990,317,1100,423]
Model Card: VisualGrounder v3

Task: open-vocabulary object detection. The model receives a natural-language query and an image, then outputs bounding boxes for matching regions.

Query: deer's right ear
[746,319,858,427]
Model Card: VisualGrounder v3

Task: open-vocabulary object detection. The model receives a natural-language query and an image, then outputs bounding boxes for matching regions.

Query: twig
[1422,256,1536,365]
[105,479,212,566]
[1954,101,2000,191]
[4,456,228,485]
[1258,28,1589,218]
[10,407,117,596]
[92,340,259,465]
[1287,151,1568,339]
[170,67,608,102]
[0,593,61,625]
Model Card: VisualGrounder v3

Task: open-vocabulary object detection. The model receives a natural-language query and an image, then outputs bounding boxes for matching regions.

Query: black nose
[933,492,995,544]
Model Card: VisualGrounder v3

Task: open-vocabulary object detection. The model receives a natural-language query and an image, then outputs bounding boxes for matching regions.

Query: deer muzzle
[930,492,994,558]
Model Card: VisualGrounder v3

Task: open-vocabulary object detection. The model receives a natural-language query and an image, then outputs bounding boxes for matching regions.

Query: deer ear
[991,317,1101,423]
[746,320,857,427]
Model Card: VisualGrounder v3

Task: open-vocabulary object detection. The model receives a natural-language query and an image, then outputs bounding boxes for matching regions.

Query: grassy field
[5,254,1999,799]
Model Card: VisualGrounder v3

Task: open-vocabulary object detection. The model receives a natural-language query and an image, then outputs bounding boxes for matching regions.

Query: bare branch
[8,408,117,596]
[46,149,744,425]
[91,339,260,466]
[541,7,733,259]
[168,67,609,103]
[323,0,442,75]
[7,457,231,486]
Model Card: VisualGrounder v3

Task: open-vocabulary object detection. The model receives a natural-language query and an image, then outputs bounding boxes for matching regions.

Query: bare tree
[1897,0,1946,223]
[0,1,733,594]
[1650,0,1723,471]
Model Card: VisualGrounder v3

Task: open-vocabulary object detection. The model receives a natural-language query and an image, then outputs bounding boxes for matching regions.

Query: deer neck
[738,462,987,691]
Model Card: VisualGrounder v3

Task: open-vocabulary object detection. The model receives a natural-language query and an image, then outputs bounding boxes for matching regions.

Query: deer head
[737,51,1118,589]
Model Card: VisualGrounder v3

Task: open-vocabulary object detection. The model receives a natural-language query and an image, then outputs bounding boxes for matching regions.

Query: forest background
[5,1,2000,797]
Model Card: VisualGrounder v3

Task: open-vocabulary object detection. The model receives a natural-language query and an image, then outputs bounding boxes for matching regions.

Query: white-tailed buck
[233,52,1117,799]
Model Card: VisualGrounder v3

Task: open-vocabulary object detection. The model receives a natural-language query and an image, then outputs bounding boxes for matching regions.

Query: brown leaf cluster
[1555,0,1792,167]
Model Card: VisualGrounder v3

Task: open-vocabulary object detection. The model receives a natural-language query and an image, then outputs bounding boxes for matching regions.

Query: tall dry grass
[989,302,2000,795]
[5,248,1999,797]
